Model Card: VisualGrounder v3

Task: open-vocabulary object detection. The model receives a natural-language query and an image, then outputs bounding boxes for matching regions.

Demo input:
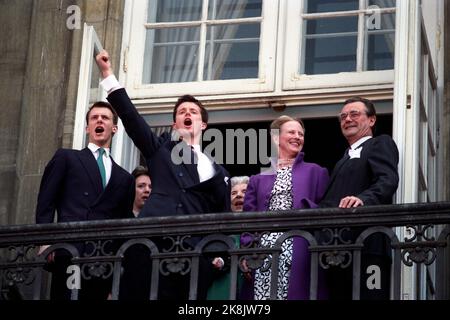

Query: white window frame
[74,24,139,171]
[122,0,279,99]
[73,24,105,150]
[417,23,438,203]
[282,0,396,91]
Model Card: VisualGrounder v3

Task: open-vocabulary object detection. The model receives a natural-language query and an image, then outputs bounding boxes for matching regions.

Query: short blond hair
[270,115,305,133]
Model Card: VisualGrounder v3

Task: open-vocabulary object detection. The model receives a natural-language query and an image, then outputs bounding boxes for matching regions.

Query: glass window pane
[368,0,396,8]
[306,16,358,35]
[367,32,395,71]
[304,36,357,75]
[204,23,260,80]
[208,0,262,20]
[366,13,395,70]
[305,0,358,14]
[148,0,202,23]
[143,27,200,84]
[303,17,357,75]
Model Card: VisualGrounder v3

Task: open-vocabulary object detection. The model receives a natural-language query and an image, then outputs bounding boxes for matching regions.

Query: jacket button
[181,189,186,193]
[177,203,183,208]
[84,192,89,196]
[178,172,184,177]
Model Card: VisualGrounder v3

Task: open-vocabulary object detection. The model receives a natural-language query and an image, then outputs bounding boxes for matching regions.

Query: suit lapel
[91,157,122,207]
[105,159,121,192]
[78,148,103,194]
[172,141,200,185]
[327,149,350,189]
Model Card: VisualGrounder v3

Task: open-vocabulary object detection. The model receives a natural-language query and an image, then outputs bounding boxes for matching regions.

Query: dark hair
[85,101,119,125]
[343,96,377,133]
[172,95,208,124]
[343,97,377,117]
[131,165,150,180]
[270,115,305,133]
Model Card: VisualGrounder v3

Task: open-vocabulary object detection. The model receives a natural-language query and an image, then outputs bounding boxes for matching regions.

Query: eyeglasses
[338,110,365,122]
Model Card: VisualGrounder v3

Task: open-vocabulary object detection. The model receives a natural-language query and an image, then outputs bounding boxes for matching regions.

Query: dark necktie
[97,148,106,188]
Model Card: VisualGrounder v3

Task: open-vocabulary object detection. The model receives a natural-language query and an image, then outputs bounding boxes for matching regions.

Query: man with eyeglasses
[320,96,399,300]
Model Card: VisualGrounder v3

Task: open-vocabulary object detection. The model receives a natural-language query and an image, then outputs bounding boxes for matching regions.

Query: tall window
[123,0,396,99]
[124,0,277,98]
[418,32,438,203]
[302,0,395,74]
[283,0,396,90]
[143,0,262,83]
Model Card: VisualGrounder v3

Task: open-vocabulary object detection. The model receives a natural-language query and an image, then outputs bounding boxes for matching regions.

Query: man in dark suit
[36,101,135,300]
[320,97,399,300]
[95,50,230,300]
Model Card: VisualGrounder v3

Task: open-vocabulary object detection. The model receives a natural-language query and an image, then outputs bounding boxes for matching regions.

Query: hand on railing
[211,257,225,270]
[240,259,252,280]
[339,195,364,208]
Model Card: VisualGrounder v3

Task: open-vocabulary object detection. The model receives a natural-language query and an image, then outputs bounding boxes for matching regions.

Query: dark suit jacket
[320,134,399,256]
[36,147,135,224]
[320,134,399,207]
[107,88,231,219]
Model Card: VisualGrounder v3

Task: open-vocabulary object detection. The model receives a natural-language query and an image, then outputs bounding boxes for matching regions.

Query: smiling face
[85,106,117,148]
[172,102,206,145]
[231,183,247,212]
[134,174,152,213]
[340,101,376,145]
[274,120,304,160]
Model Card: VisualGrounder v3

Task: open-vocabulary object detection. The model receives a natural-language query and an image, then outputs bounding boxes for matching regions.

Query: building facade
[0,0,448,299]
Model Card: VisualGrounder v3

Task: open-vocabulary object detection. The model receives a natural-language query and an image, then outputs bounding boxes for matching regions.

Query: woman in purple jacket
[242,115,329,300]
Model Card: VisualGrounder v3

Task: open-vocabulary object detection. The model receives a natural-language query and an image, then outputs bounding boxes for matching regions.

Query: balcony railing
[0,202,449,300]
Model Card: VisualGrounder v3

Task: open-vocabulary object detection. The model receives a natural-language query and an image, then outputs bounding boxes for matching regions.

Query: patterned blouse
[254,166,294,300]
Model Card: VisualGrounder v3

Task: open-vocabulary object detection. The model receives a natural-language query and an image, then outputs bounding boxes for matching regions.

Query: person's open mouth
[184,118,192,127]
[95,126,104,133]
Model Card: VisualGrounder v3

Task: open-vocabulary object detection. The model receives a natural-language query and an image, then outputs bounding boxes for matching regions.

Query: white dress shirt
[100,75,122,94]
[350,135,372,150]
[348,136,372,159]
[191,144,215,183]
[88,143,112,186]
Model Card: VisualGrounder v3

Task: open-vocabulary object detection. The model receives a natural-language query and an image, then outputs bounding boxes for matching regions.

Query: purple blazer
[241,152,329,300]
[244,152,329,212]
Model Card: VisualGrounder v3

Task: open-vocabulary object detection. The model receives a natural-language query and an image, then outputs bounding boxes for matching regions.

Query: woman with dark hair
[119,166,152,300]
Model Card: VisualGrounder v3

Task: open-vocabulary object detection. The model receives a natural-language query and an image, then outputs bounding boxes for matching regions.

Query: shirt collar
[350,136,372,150]
[191,144,201,153]
[88,143,110,157]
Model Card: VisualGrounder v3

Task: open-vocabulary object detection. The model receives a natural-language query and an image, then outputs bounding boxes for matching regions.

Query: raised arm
[95,50,161,159]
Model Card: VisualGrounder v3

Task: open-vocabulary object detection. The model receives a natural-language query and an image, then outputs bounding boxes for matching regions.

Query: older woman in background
[230,176,249,212]
[243,115,329,300]
[207,176,249,300]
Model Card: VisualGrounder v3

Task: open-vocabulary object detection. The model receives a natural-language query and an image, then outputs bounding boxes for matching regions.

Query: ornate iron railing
[0,202,449,300]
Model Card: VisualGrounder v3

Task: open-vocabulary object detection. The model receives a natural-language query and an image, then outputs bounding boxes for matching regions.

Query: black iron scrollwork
[1,245,37,287]
[238,231,276,272]
[317,228,353,269]
[401,225,437,266]
[402,246,436,266]
[159,235,192,276]
[81,240,114,280]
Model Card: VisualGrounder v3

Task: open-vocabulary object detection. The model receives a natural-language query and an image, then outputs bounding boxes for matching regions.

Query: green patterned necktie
[97,148,106,188]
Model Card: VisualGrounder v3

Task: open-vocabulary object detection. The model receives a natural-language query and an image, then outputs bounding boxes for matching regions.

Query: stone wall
[0,0,34,226]
[0,0,124,226]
